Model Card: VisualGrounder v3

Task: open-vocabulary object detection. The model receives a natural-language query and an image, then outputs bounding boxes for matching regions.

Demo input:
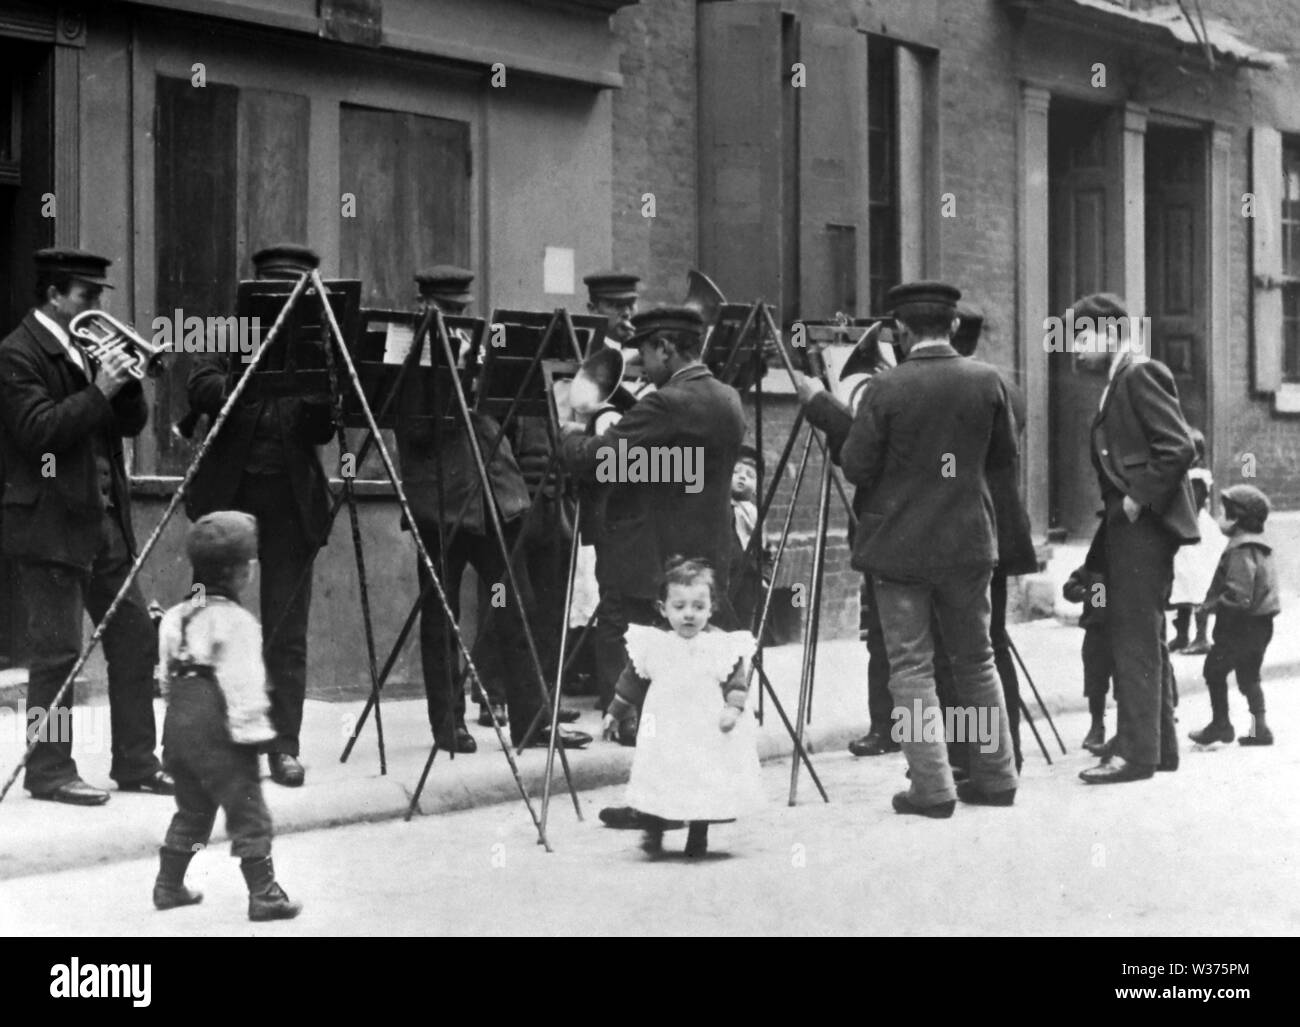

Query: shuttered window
[153,76,309,474]
[1283,137,1300,383]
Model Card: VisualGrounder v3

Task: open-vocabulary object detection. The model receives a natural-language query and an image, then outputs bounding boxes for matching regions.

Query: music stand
[233,277,362,397]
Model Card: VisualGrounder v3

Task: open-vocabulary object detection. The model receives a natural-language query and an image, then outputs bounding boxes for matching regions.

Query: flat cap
[583,270,640,302]
[1221,484,1271,527]
[252,243,320,279]
[34,248,114,289]
[186,511,259,566]
[887,280,961,313]
[415,265,474,303]
[630,305,704,342]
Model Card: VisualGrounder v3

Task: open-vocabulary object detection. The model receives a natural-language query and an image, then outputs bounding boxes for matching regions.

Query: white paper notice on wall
[543,246,575,296]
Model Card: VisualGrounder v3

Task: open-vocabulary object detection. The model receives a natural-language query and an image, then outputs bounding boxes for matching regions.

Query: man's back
[840,345,1016,578]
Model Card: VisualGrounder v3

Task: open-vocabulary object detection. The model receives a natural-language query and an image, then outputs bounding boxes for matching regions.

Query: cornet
[69,310,167,380]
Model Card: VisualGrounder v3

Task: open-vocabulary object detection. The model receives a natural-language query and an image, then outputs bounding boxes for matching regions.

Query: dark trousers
[874,566,1017,804]
[593,589,661,713]
[1082,625,1112,700]
[415,517,541,745]
[230,473,317,757]
[935,569,1023,772]
[515,494,570,685]
[19,512,160,794]
[162,673,272,860]
[859,577,893,729]
[1203,612,1273,716]
[1102,506,1179,767]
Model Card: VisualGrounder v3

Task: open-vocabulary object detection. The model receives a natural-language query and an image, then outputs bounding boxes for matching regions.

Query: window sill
[1271,384,1300,416]
[129,477,399,499]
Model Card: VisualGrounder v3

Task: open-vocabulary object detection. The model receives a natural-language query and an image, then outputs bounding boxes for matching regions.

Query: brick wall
[610,0,699,307]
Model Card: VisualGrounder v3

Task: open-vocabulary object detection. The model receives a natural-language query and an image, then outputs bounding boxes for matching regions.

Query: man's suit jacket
[0,311,146,567]
[1090,352,1198,544]
[840,344,1017,579]
[561,363,745,600]
[186,354,335,546]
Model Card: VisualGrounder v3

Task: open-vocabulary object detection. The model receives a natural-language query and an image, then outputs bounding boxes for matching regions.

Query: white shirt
[34,308,89,378]
[908,339,950,354]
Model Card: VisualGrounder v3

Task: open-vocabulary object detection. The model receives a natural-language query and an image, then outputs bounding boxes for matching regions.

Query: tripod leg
[789,444,833,806]
[758,665,829,802]
[1018,695,1051,765]
[311,273,547,848]
[541,496,585,835]
[1008,635,1067,754]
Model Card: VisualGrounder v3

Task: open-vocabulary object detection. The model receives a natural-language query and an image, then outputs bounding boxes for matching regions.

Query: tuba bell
[69,310,167,380]
[683,269,725,330]
[568,345,637,433]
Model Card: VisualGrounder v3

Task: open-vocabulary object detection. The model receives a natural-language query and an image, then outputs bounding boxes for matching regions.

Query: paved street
[3,688,1298,937]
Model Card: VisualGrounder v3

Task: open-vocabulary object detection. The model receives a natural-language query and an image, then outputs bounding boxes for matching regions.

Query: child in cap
[727,446,771,638]
[1189,485,1281,747]
[152,511,301,920]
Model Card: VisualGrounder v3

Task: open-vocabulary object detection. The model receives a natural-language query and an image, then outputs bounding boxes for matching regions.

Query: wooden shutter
[1251,125,1283,394]
[339,106,470,310]
[155,76,239,474]
[698,1,783,312]
[239,88,310,269]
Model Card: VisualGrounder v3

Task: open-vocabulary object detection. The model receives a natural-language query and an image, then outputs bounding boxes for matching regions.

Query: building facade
[3,0,1299,691]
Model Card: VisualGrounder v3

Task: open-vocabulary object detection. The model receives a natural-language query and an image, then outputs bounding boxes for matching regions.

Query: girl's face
[658,582,712,639]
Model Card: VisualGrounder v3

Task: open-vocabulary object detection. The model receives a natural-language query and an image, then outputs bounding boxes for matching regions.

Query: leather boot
[1190,681,1233,745]
[153,847,203,910]
[241,856,302,921]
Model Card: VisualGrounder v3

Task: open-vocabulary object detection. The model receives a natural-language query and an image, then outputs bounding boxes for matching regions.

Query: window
[867,35,900,317]
[152,75,309,474]
[1283,137,1300,383]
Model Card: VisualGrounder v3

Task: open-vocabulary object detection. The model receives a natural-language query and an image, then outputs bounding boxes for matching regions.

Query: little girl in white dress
[601,557,764,857]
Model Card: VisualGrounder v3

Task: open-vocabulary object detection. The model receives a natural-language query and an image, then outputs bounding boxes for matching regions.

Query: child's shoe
[1182,637,1211,656]
[1081,720,1105,751]
[241,856,302,921]
[1189,720,1234,745]
[152,847,203,910]
[1168,634,1189,653]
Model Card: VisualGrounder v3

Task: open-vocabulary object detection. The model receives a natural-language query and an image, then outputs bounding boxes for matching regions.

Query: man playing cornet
[0,248,171,805]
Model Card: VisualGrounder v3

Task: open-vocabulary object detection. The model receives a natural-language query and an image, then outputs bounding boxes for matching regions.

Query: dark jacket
[0,311,146,567]
[1202,531,1281,617]
[839,344,1018,579]
[185,354,335,545]
[1090,353,1199,544]
[808,361,1037,576]
[561,363,745,600]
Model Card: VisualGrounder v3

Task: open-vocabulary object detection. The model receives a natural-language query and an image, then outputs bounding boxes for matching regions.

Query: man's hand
[719,706,741,733]
[791,371,825,407]
[93,348,135,400]
[601,713,620,742]
[1122,495,1142,522]
[560,420,586,439]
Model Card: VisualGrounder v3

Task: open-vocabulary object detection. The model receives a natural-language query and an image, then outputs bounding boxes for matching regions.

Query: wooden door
[1048,103,1118,539]
[1145,125,1207,444]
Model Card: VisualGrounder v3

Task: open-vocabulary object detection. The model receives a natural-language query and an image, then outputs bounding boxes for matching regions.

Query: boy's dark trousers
[19,511,160,795]
[1203,612,1274,716]
[162,671,272,860]
[1082,625,1112,701]
[859,578,893,729]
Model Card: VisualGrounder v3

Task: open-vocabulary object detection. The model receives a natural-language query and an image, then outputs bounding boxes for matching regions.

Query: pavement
[3,580,1300,884]
[3,690,1299,936]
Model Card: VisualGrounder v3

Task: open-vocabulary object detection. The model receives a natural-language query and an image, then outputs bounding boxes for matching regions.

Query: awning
[1007,0,1287,70]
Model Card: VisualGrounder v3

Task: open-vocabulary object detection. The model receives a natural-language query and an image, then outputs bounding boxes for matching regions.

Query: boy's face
[657,582,712,639]
[1216,510,1237,537]
[732,460,757,501]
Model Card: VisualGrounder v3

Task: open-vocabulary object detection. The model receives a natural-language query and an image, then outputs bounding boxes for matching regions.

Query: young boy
[727,446,769,637]
[152,511,301,920]
[1063,521,1111,752]
[1189,484,1280,747]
